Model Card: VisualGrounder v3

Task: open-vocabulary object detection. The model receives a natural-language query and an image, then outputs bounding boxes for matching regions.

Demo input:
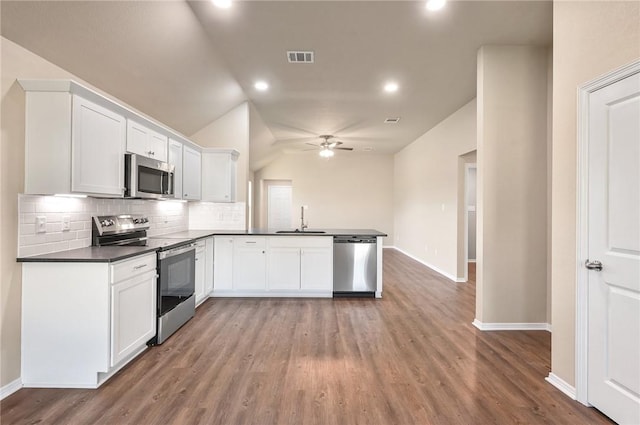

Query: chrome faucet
[300,206,308,231]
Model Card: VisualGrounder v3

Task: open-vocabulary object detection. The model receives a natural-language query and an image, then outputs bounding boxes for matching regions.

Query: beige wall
[0,37,98,387]
[254,153,394,244]
[190,102,250,203]
[551,1,640,386]
[476,46,548,324]
[393,100,476,280]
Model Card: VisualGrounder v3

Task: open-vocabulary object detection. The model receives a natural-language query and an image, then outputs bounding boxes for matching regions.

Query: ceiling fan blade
[328,141,342,148]
[334,147,354,151]
[305,142,320,147]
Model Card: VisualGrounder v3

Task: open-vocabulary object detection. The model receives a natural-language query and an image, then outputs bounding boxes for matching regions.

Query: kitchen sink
[275,230,326,234]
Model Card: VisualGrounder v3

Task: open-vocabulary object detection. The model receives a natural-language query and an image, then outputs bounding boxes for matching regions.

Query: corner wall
[476,45,548,324]
[393,99,476,281]
[552,0,640,387]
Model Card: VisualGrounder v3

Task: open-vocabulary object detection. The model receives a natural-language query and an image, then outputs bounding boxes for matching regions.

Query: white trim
[0,378,22,400]
[575,59,640,406]
[392,247,465,283]
[468,259,476,263]
[545,373,578,401]
[472,319,551,332]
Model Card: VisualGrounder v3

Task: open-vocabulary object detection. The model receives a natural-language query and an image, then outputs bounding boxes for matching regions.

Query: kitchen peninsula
[17,228,385,389]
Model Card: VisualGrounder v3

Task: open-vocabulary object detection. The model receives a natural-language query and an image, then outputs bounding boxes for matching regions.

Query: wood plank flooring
[1,249,613,424]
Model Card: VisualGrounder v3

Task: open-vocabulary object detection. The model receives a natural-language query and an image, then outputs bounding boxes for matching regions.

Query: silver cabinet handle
[585,259,603,271]
[133,264,147,270]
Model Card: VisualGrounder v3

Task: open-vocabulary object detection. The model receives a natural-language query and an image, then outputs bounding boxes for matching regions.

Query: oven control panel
[93,214,150,236]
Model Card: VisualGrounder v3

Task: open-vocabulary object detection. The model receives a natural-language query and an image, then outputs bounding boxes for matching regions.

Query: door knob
[585,259,603,271]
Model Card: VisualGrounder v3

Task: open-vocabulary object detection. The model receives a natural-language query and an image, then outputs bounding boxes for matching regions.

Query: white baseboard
[473,319,552,332]
[545,373,577,400]
[391,247,465,283]
[468,259,476,263]
[1,378,22,400]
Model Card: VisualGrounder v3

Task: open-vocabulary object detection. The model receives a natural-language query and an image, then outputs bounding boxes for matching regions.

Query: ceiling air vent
[287,51,314,63]
[384,117,400,124]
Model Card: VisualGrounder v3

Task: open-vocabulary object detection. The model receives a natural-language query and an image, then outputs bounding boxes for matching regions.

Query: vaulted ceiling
[1,0,552,170]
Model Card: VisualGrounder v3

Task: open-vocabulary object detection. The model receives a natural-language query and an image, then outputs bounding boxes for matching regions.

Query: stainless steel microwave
[124,153,175,199]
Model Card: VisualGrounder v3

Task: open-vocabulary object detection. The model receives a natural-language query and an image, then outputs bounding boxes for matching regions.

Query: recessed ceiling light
[254,81,269,91]
[384,82,399,93]
[426,0,446,11]
[212,0,232,9]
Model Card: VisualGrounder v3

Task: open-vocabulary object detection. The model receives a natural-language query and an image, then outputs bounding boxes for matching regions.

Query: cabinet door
[233,238,266,291]
[202,152,234,202]
[267,247,301,290]
[300,247,333,291]
[148,129,168,162]
[205,238,214,295]
[195,245,206,305]
[182,145,201,200]
[126,120,149,158]
[71,95,126,196]
[111,270,156,367]
[126,121,168,162]
[214,237,234,291]
[168,139,183,200]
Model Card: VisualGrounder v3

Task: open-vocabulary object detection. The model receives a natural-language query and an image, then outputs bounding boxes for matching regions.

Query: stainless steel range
[92,215,196,345]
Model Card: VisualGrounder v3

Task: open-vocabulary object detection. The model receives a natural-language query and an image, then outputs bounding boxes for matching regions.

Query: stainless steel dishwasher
[333,235,377,297]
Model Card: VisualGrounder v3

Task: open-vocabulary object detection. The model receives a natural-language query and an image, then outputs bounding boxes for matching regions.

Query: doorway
[465,164,477,268]
[264,180,293,229]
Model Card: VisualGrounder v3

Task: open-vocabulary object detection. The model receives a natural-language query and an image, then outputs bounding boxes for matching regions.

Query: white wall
[394,100,477,281]
[551,0,640,387]
[190,102,250,203]
[254,152,394,243]
[476,45,549,324]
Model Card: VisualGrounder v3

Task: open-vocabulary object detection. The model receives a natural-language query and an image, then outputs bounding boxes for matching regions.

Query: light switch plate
[62,215,70,231]
[36,216,46,233]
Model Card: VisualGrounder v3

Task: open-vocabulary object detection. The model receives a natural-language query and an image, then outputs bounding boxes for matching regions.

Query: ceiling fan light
[319,148,334,158]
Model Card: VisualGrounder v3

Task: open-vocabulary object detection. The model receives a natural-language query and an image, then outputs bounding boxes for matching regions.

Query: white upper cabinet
[126,120,168,162]
[72,96,127,195]
[182,145,202,201]
[23,90,126,197]
[168,139,183,200]
[202,149,239,203]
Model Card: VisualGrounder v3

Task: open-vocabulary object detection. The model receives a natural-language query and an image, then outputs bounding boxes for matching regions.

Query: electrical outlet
[434,248,438,255]
[441,203,445,211]
[36,216,46,233]
[62,215,71,231]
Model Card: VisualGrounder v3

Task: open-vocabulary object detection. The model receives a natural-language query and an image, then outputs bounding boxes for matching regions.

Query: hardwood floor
[2,249,612,424]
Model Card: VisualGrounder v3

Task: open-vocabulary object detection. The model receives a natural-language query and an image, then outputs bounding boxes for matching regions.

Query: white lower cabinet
[214,236,234,291]
[111,265,157,367]
[21,252,157,388]
[194,240,206,305]
[204,237,214,297]
[233,237,267,291]
[212,236,332,297]
[267,237,333,293]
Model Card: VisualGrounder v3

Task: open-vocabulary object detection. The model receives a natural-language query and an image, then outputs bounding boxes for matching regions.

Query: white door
[168,139,183,200]
[182,145,201,200]
[586,70,640,424]
[268,185,292,229]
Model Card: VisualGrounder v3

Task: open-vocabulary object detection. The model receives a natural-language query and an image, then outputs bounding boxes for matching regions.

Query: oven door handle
[158,243,197,259]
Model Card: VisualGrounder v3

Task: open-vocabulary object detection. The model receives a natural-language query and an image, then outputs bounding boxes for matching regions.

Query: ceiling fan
[306,135,354,157]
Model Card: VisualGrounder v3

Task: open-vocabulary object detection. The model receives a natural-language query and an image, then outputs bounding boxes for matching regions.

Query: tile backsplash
[18,195,247,257]
[188,202,246,230]
[18,195,188,257]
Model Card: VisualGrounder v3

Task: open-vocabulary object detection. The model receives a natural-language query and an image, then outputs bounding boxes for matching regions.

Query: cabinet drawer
[233,237,265,248]
[111,253,157,284]
[268,236,332,249]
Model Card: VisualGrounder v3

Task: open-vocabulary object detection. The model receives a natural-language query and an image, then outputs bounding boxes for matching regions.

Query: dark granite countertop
[17,228,387,263]
[17,245,159,263]
[167,228,388,238]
